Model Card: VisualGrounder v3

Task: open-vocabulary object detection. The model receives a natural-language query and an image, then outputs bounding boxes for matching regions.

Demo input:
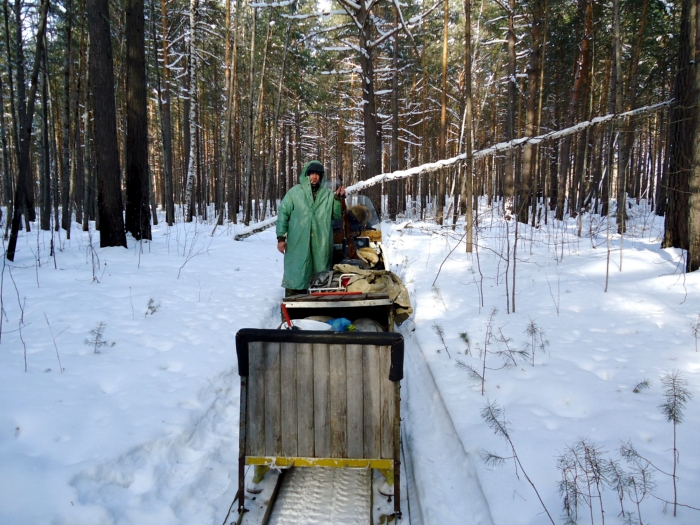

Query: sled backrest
[235,329,403,466]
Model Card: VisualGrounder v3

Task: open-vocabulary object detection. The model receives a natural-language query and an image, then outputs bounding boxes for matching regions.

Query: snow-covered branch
[234,100,671,239]
[345,100,673,194]
[249,0,294,7]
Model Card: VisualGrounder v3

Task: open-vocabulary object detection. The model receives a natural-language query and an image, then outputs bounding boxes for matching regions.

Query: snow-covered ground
[1,202,698,525]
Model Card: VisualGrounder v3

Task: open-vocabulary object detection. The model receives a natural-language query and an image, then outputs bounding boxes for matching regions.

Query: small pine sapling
[84,322,110,353]
[481,401,555,525]
[619,442,657,525]
[459,331,471,356]
[632,379,650,393]
[524,318,548,366]
[557,439,609,525]
[431,285,447,310]
[659,370,693,516]
[691,314,700,352]
[606,458,632,521]
[454,308,526,394]
[145,298,161,317]
[432,322,451,357]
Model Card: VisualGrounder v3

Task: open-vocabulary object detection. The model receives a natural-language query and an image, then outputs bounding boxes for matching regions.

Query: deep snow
[0,202,698,525]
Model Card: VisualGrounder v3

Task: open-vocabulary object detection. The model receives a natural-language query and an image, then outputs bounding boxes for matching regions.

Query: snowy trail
[400,327,495,525]
[3,209,700,525]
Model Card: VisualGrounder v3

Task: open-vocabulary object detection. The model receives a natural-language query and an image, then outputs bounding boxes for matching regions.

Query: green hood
[300,160,326,183]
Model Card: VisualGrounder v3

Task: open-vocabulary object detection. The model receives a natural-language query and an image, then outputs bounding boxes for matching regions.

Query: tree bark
[358,2,382,217]
[125,0,151,239]
[518,0,543,224]
[243,7,257,225]
[6,0,49,260]
[40,57,51,231]
[504,0,516,215]
[0,73,10,207]
[686,0,700,271]
[184,0,200,222]
[461,0,474,251]
[72,0,86,225]
[86,0,127,248]
[617,0,649,234]
[555,0,592,222]
[61,0,73,233]
[663,0,696,249]
[437,0,449,224]
[389,5,400,220]
[157,0,174,225]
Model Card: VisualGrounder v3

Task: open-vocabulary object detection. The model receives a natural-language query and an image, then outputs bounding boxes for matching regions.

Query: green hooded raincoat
[277,161,342,290]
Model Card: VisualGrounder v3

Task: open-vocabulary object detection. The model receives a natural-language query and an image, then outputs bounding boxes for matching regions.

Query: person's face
[309,172,321,185]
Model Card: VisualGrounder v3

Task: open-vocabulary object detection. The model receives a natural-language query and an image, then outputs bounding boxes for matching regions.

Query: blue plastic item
[325,318,355,332]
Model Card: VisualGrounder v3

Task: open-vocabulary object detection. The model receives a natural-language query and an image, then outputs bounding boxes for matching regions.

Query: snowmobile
[230,196,413,524]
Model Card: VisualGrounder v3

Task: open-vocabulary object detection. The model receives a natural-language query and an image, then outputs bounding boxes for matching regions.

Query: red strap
[280,303,293,328]
[309,291,363,296]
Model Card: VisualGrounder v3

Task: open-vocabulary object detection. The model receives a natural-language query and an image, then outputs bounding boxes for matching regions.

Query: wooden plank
[346,343,364,458]
[329,343,348,458]
[379,345,395,459]
[264,342,282,456]
[246,341,265,456]
[296,343,314,457]
[313,343,331,458]
[280,342,298,457]
[363,344,381,459]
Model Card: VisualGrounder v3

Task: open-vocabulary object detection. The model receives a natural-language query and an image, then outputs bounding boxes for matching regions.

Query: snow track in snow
[70,366,241,524]
[269,467,370,525]
[400,328,495,525]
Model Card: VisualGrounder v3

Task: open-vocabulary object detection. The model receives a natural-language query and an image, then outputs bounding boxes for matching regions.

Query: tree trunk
[6,0,49,260]
[40,59,51,231]
[86,0,127,248]
[61,0,73,233]
[184,0,199,222]
[555,0,592,222]
[389,5,400,220]
[663,0,696,249]
[686,0,700,271]
[2,0,20,173]
[437,0,449,224]
[358,4,382,217]
[262,18,291,214]
[243,7,257,225]
[462,0,474,251]
[72,1,86,225]
[157,0,174,225]
[504,0,516,216]
[617,0,649,234]
[125,0,151,239]
[0,73,10,207]
[519,0,543,224]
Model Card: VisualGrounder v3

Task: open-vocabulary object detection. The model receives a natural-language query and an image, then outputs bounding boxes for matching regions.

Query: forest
[1,0,699,268]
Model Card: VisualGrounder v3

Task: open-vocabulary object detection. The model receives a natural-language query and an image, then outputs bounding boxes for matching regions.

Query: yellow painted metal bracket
[246,456,394,470]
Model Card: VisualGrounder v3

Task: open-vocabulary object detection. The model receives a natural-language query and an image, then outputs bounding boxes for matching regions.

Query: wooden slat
[280,342,297,457]
[296,342,314,457]
[264,342,282,456]
[246,341,265,456]
[313,343,331,457]
[329,343,348,458]
[363,344,381,459]
[346,343,364,458]
[379,345,395,459]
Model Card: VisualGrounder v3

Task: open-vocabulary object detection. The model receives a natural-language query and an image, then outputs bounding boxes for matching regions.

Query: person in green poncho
[277,160,345,297]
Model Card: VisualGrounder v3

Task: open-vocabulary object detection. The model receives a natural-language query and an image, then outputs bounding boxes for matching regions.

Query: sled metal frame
[235,329,404,520]
[282,293,395,333]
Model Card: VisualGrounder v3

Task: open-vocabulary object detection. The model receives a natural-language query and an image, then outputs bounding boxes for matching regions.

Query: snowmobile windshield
[345,195,379,230]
